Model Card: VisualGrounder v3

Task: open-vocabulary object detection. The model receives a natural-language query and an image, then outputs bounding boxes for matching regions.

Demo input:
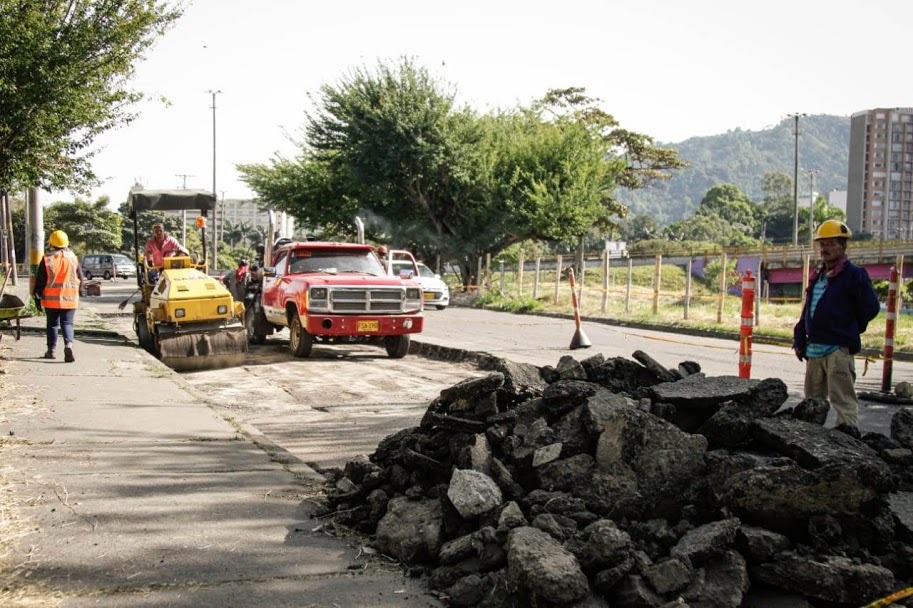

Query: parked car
[391,260,450,310]
[81,253,136,280]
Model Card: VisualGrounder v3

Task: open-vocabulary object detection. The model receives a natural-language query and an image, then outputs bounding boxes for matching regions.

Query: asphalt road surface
[88,282,913,467]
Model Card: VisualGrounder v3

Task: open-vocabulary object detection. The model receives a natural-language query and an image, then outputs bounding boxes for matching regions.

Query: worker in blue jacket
[793,220,880,436]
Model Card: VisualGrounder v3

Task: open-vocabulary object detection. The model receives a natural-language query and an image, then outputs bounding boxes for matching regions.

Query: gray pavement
[0,279,441,608]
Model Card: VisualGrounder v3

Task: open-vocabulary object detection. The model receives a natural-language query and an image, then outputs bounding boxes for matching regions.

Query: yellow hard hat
[49,230,69,248]
[814,220,851,240]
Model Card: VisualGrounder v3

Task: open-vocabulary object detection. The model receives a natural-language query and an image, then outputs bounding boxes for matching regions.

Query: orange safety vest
[41,250,80,310]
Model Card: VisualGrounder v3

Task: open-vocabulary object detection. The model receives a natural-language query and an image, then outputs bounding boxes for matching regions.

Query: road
[87,281,913,468]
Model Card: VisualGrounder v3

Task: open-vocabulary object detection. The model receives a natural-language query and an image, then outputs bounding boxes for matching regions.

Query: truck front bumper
[304,314,424,337]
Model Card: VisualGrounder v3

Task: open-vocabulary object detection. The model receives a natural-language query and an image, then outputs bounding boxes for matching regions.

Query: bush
[872,279,912,303]
[471,292,543,314]
[702,258,740,291]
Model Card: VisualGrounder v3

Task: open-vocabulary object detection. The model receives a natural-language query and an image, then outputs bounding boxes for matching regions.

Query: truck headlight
[217,304,228,314]
[406,288,422,300]
[175,308,185,318]
[310,287,328,300]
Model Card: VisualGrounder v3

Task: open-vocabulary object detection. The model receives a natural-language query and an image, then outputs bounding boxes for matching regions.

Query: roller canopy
[127,189,216,217]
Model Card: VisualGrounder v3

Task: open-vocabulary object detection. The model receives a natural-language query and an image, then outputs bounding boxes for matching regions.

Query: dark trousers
[45,308,76,351]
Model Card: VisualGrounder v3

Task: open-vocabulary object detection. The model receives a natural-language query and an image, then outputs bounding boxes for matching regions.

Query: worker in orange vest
[32,230,85,362]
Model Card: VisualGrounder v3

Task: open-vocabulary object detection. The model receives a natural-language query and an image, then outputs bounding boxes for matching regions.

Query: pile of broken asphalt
[0,281,441,608]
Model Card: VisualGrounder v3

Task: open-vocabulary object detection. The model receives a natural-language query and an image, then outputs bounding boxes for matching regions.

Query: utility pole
[175,173,195,244]
[219,190,225,243]
[803,169,819,249]
[788,113,807,247]
[208,90,222,271]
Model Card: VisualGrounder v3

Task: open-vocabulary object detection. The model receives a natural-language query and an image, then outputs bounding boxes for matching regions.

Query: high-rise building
[847,107,913,240]
[219,198,296,243]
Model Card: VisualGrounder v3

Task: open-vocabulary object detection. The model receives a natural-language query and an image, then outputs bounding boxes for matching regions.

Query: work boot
[64,346,75,363]
[835,423,861,440]
[43,349,55,359]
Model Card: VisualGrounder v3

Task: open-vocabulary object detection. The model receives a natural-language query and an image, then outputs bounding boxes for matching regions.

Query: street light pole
[208,89,222,271]
[803,169,819,249]
[789,113,807,247]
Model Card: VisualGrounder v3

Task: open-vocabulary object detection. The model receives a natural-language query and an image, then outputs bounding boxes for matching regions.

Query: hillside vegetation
[617,114,851,224]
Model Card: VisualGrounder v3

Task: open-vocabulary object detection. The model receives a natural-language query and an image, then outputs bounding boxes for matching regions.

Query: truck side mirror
[262,266,276,278]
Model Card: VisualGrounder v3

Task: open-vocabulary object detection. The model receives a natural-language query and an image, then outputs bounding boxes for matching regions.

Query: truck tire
[384,334,410,359]
[84,271,93,280]
[103,270,112,280]
[289,314,313,358]
[245,305,267,345]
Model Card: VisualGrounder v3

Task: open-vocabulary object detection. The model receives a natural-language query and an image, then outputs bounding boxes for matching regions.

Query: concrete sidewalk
[0,281,440,607]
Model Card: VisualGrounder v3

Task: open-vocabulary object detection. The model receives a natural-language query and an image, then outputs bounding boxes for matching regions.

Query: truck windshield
[289,250,385,276]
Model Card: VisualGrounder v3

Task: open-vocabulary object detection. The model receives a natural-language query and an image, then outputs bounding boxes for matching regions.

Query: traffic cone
[566,267,591,350]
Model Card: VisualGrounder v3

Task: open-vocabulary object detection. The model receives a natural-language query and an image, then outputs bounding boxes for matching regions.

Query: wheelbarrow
[0,293,32,342]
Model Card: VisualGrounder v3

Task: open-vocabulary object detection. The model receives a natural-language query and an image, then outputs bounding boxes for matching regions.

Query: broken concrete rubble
[319,351,913,606]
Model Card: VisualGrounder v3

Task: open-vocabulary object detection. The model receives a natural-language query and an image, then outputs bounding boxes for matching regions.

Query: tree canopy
[0,1,181,193]
[44,198,122,254]
[238,61,683,282]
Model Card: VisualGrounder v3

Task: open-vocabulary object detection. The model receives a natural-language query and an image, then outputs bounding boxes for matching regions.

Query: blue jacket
[793,256,880,355]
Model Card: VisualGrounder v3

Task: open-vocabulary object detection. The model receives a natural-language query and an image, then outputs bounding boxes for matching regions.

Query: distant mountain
[617,114,850,225]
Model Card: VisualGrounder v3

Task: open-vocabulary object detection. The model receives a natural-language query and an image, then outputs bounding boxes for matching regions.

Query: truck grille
[329,288,405,313]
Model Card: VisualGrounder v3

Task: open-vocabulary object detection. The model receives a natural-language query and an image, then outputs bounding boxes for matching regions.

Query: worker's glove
[33,296,43,312]
[794,347,806,362]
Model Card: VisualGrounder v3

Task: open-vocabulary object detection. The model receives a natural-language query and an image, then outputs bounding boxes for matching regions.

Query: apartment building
[847,107,913,240]
[220,198,295,238]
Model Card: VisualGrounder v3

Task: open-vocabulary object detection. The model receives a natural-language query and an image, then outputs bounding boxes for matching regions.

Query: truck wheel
[289,314,313,358]
[384,334,410,359]
[103,270,112,280]
[84,271,93,280]
[245,306,267,345]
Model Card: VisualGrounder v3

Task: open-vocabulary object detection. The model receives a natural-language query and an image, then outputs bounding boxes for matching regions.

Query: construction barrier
[882,266,898,393]
[739,269,756,378]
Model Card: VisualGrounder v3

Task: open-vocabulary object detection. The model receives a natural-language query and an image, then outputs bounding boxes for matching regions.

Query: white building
[220,198,295,238]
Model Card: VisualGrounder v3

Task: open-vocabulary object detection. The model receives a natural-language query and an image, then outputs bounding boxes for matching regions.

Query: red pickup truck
[247,241,424,358]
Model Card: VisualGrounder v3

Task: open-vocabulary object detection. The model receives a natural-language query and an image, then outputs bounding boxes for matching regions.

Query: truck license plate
[357,320,379,332]
[423,292,433,300]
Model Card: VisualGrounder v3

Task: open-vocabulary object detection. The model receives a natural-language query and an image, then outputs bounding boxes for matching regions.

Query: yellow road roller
[127,188,247,371]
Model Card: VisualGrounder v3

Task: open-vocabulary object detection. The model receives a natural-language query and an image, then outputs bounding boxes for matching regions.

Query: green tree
[663,214,760,247]
[761,172,793,204]
[44,198,122,255]
[0,1,181,193]
[618,214,660,243]
[696,183,762,236]
[239,64,683,285]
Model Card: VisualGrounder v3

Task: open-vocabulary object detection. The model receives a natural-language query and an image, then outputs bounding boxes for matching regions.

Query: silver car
[81,253,136,280]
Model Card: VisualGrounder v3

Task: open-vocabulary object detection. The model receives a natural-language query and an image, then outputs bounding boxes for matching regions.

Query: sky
[64,0,913,208]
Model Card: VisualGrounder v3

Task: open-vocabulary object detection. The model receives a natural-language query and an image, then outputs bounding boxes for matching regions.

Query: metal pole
[804,169,818,249]
[208,90,222,271]
[792,113,799,246]
[789,113,806,247]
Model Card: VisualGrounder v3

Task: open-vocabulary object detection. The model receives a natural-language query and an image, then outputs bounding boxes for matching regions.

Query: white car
[391,261,450,310]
